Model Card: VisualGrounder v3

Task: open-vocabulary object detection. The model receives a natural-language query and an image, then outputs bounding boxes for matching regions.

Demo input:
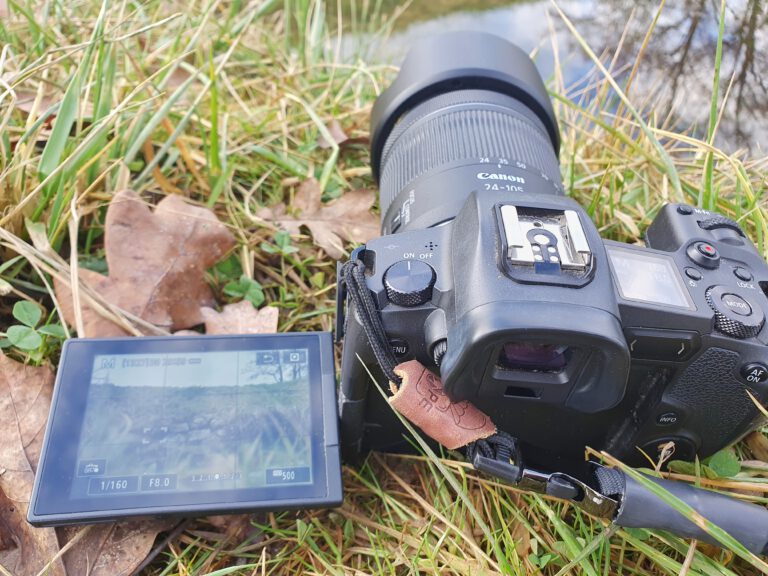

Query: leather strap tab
[389,360,496,449]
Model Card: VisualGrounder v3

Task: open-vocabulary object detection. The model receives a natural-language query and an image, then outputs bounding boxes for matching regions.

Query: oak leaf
[174,302,279,336]
[0,354,63,576]
[4,195,279,575]
[201,301,279,334]
[258,179,379,259]
[0,354,172,576]
[58,520,173,576]
[55,190,236,337]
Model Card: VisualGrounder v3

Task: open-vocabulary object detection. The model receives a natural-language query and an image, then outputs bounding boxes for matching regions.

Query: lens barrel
[371,32,563,233]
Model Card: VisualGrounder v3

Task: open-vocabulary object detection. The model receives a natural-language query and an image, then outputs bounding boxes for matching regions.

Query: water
[350,0,768,154]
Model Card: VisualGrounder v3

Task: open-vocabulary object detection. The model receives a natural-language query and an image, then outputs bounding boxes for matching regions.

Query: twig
[130,519,190,576]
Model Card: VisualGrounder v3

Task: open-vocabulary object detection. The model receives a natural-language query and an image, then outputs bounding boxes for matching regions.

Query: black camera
[338,31,768,475]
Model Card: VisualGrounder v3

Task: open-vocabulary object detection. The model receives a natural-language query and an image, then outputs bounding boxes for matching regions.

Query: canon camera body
[338,32,768,473]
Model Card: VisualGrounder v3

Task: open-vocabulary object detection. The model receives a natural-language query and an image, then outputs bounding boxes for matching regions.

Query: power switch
[383,260,436,307]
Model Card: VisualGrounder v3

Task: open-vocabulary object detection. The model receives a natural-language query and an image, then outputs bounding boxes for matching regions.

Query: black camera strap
[339,256,768,556]
[340,259,401,384]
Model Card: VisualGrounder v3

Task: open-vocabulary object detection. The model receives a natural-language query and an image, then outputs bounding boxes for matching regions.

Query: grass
[2,0,768,574]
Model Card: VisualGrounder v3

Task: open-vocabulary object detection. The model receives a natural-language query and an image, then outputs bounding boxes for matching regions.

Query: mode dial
[383,260,436,307]
[705,285,764,339]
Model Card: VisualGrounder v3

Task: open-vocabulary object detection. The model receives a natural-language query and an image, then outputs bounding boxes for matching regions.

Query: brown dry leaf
[58,520,173,576]
[201,301,278,334]
[318,120,349,149]
[746,431,768,462]
[55,190,236,337]
[510,520,532,558]
[205,514,263,543]
[0,354,171,576]
[166,67,194,91]
[14,90,93,120]
[14,91,56,116]
[0,354,64,576]
[258,179,379,259]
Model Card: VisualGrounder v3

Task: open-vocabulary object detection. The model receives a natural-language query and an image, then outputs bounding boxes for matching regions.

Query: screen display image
[73,349,312,499]
[606,246,694,310]
[28,333,341,526]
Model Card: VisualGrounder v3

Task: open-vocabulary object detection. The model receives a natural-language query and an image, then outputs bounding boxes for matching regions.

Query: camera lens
[371,31,563,234]
[498,342,569,372]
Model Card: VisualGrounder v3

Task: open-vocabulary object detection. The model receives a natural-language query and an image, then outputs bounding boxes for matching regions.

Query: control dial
[698,215,745,237]
[383,260,436,307]
[705,285,764,339]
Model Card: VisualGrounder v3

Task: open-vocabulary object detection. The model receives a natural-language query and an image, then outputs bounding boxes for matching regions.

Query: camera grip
[624,347,766,462]
[613,471,768,556]
[666,349,756,455]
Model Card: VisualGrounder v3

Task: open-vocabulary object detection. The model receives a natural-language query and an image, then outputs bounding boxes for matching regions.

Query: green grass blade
[552,1,684,202]
[700,0,726,210]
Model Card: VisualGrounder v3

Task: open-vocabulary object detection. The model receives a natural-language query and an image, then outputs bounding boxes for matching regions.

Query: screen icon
[281,350,307,364]
[77,459,107,476]
[256,351,277,364]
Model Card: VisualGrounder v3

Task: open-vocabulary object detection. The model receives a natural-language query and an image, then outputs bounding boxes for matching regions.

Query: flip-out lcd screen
[28,333,341,526]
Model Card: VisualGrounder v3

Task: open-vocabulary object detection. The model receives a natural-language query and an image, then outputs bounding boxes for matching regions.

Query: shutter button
[687,241,720,269]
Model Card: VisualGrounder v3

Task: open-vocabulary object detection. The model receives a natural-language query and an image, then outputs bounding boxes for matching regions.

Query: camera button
[696,242,718,258]
[740,363,768,384]
[734,267,753,282]
[656,412,680,426]
[684,267,702,281]
[686,241,720,269]
[389,338,410,358]
[677,204,694,215]
[721,293,752,316]
[705,286,764,338]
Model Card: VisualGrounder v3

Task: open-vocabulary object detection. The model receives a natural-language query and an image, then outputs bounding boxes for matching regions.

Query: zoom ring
[378,90,561,218]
